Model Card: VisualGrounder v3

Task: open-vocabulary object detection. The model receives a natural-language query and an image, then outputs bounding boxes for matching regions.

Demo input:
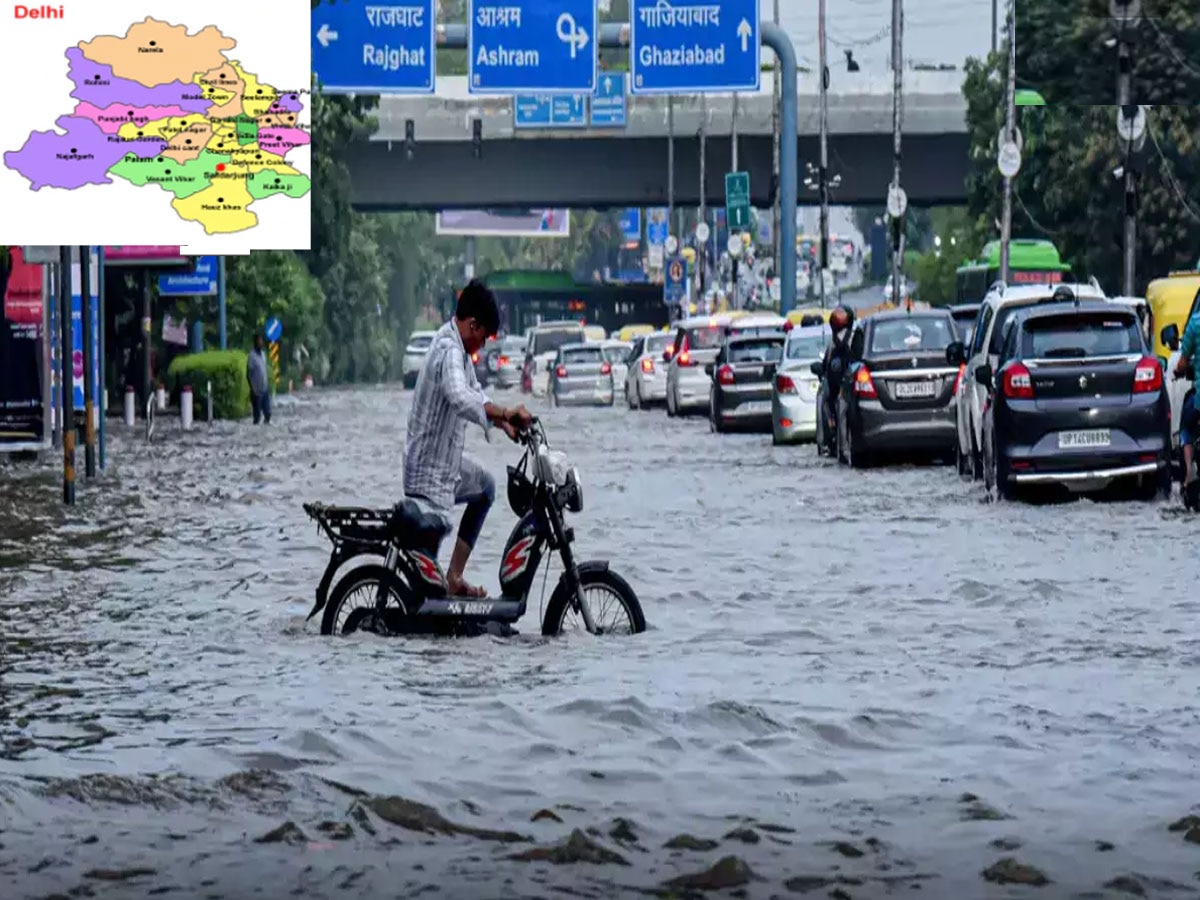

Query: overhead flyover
[345,70,970,210]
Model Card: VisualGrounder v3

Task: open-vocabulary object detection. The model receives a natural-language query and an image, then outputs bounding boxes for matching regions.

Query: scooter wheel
[542,567,646,637]
[321,564,411,636]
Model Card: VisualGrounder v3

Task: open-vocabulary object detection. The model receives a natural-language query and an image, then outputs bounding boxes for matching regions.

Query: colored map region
[2,17,310,237]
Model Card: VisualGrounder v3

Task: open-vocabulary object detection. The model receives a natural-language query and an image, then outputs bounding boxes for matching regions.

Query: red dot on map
[216,164,226,171]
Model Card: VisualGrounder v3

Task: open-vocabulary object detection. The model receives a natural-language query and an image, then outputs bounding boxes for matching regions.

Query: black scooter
[303,419,647,637]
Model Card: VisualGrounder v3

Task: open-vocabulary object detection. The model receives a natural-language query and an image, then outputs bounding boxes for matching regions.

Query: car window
[971,305,994,357]
[601,345,629,364]
[629,337,644,358]
[1021,313,1142,358]
[869,317,955,354]
[785,333,827,360]
[729,325,784,339]
[686,326,722,349]
[502,337,524,354]
[728,338,784,363]
[407,335,433,350]
[989,301,1044,355]
[646,333,670,354]
[561,346,603,365]
[533,329,585,356]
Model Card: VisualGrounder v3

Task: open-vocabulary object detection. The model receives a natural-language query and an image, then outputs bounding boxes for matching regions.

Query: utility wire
[1146,114,1200,225]
[1142,16,1200,80]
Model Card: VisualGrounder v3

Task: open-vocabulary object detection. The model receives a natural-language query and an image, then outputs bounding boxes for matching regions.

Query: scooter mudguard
[306,546,366,621]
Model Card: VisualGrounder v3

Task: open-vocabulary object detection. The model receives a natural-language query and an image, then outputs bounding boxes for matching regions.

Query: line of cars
[615,284,1175,503]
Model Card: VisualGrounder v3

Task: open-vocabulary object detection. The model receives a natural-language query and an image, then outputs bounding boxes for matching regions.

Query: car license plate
[893,380,936,399]
[1058,429,1111,449]
[743,400,771,413]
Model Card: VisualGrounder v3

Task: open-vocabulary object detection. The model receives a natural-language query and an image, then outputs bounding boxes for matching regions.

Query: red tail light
[717,364,735,385]
[783,320,794,332]
[499,355,509,366]
[471,352,479,364]
[1133,356,1163,393]
[775,374,797,394]
[664,346,675,360]
[1002,362,1033,399]
[600,361,612,375]
[678,350,692,366]
[853,367,877,398]
[952,363,965,395]
[641,357,655,373]
[555,364,567,378]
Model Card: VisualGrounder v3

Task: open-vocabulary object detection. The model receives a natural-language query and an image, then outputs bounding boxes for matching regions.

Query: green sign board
[724,171,751,231]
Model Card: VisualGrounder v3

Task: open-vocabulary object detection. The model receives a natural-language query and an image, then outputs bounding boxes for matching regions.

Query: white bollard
[155,385,167,411]
[206,380,213,423]
[123,386,136,426]
[303,374,313,389]
[180,385,194,431]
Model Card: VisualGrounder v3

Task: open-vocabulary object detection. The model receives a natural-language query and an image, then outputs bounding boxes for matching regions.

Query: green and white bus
[954,238,1072,303]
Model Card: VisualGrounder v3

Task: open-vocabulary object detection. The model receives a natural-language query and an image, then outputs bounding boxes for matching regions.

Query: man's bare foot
[447,575,487,598]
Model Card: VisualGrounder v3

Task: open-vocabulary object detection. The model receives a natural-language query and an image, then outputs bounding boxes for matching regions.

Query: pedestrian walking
[247,334,271,424]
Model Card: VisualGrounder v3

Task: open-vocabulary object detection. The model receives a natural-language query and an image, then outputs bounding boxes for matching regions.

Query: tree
[962,48,1200,295]
[1015,0,1200,106]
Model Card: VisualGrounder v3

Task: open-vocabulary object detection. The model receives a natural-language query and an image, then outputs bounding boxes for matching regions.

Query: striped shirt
[403,320,489,512]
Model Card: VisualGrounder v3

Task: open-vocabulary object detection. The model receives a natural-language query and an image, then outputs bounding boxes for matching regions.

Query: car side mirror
[974,364,993,388]
[704,363,714,376]
[809,360,824,377]
[946,341,965,366]
[1161,323,1181,352]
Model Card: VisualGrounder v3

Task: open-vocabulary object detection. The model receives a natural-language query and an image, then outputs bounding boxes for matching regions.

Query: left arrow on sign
[317,23,339,48]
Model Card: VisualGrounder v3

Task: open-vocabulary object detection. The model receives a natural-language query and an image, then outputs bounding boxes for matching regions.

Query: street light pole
[771,0,782,287]
[818,0,831,311]
[699,95,708,299]
[889,0,906,308]
[999,0,1017,283]
[1114,0,1140,297]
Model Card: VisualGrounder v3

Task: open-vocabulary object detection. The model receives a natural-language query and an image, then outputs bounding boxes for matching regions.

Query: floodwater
[1,386,1198,900]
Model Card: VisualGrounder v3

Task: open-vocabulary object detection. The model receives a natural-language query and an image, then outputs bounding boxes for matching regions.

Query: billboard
[103,246,189,266]
[435,209,570,238]
[0,247,48,451]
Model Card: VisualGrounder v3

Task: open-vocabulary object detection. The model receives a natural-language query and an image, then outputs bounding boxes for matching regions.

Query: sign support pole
[142,268,153,410]
[217,255,228,350]
[58,246,75,505]
[80,246,96,478]
[98,247,106,471]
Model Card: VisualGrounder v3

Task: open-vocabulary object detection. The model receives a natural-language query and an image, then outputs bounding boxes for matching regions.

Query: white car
[664,314,739,417]
[599,339,634,382]
[402,330,436,389]
[951,281,1108,479]
[771,324,830,445]
[624,332,673,408]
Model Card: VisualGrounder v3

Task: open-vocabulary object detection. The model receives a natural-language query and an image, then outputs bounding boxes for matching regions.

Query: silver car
[665,315,735,416]
[624,332,672,408]
[548,343,615,407]
[402,330,436,389]
[490,335,526,389]
[772,324,830,445]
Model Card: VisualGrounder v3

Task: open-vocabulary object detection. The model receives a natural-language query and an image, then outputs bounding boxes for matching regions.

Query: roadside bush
[166,350,250,420]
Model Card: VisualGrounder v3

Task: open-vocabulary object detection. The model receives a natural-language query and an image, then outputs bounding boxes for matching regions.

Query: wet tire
[626,381,639,410]
[666,389,677,417]
[542,567,646,637]
[321,564,411,636]
[955,436,969,478]
[402,372,417,390]
[969,433,984,482]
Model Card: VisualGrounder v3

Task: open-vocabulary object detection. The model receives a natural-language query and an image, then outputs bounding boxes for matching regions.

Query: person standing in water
[247,334,272,425]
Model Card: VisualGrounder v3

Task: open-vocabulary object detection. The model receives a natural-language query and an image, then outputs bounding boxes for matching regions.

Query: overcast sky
[765,0,996,72]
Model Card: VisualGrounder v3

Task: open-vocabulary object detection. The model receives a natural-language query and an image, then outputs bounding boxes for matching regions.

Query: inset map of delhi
[0,4,311,251]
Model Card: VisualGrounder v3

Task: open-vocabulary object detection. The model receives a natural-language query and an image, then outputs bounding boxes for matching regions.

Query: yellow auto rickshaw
[786,307,833,328]
[617,324,655,341]
[1146,271,1200,363]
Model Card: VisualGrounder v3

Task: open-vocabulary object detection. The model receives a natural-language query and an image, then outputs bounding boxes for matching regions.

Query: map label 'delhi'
[14,5,65,19]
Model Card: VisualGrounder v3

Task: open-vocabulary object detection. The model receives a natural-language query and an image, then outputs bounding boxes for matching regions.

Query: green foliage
[1015,0,1200,105]
[222,251,325,378]
[167,350,251,419]
[910,208,985,306]
[962,48,1200,296]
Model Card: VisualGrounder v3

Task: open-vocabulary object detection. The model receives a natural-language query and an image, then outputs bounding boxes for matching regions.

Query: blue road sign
[664,256,688,304]
[647,207,669,245]
[630,0,761,94]
[71,250,101,414]
[158,256,218,297]
[590,72,627,127]
[513,94,588,128]
[468,0,598,94]
[265,317,283,343]
[312,0,436,94]
[619,209,642,244]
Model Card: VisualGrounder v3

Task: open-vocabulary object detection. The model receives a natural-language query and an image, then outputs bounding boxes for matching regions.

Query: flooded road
[2,385,1198,899]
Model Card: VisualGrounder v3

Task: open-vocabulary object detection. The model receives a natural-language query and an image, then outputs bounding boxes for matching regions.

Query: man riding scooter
[818,305,855,452]
[1173,306,1200,502]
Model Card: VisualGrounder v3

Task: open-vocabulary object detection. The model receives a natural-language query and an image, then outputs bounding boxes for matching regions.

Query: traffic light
[405,118,415,160]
